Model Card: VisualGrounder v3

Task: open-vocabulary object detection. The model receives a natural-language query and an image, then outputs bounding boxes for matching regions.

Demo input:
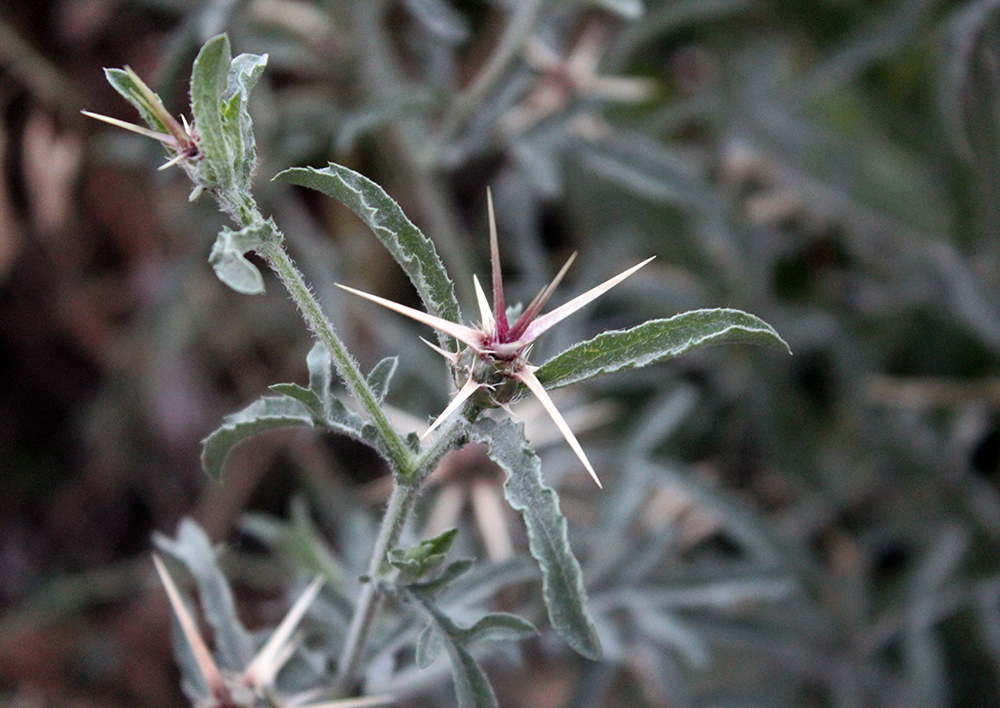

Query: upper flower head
[339,189,653,487]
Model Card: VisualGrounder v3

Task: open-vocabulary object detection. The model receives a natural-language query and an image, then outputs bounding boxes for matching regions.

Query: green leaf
[307,341,333,399]
[104,67,170,135]
[153,519,255,672]
[408,590,499,708]
[274,164,462,352]
[208,219,278,294]
[268,383,324,419]
[201,395,315,480]
[415,623,444,669]
[366,357,398,403]
[223,52,268,191]
[389,528,458,580]
[465,612,537,645]
[470,418,603,660]
[190,34,234,190]
[413,559,475,594]
[536,308,790,390]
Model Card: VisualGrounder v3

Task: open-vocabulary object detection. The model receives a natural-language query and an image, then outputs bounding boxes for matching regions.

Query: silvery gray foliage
[88,0,1000,705]
[93,21,787,707]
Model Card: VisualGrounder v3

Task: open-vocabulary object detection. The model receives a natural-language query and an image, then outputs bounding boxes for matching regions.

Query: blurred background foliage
[1,0,999,706]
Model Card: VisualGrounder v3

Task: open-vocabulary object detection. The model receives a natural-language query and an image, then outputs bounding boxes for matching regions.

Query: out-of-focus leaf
[465,613,537,645]
[407,590,498,708]
[536,309,790,390]
[307,341,333,403]
[275,164,462,352]
[390,528,458,580]
[403,0,471,42]
[415,623,444,669]
[580,0,644,20]
[152,519,255,672]
[471,418,602,660]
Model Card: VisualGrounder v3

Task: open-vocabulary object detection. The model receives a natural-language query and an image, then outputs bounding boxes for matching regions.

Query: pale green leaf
[223,52,268,191]
[274,164,462,351]
[152,519,255,672]
[536,308,790,390]
[208,220,276,294]
[470,418,602,660]
[104,68,170,134]
[465,613,537,645]
[587,0,644,20]
[200,395,316,481]
[190,34,233,189]
[366,357,398,403]
[408,590,498,708]
[413,559,475,594]
[415,623,444,669]
[268,383,324,419]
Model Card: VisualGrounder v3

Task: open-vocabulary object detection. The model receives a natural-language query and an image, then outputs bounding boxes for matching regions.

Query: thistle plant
[86,34,788,708]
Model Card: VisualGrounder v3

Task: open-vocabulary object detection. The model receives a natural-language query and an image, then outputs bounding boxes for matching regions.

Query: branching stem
[258,237,415,478]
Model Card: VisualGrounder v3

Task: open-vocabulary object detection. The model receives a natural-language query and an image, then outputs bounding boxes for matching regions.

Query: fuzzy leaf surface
[223,52,267,191]
[268,384,324,419]
[190,34,233,189]
[201,396,315,480]
[208,219,277,294]
[536,308,790,390]
[366,357,398,403]
[470,418,602,660]
[275,164,462,351]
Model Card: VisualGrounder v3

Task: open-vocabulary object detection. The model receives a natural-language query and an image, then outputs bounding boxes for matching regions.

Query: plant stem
[333,478,417,693]
[332,415,467,693]
[259,238,415,478]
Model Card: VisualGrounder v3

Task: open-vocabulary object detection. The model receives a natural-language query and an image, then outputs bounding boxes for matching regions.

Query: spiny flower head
[339,189,653,488]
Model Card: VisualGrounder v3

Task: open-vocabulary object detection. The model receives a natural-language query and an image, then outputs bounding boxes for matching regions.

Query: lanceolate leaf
[465,613,537,645]
[366,357,399,403]
[153,519,255,672]
[190,34,233,189]
[201,396,316,481]
[407,589,498,708]
[274,164,462,352]
[223,51,268,191]
[536,308,790,390]
[104,67,170,135]
[470,418,603,660]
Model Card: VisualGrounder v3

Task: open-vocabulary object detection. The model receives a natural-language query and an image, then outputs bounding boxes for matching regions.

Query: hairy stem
[333,415,468,693]
[259,238,415,477]
[333,478,418,693]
